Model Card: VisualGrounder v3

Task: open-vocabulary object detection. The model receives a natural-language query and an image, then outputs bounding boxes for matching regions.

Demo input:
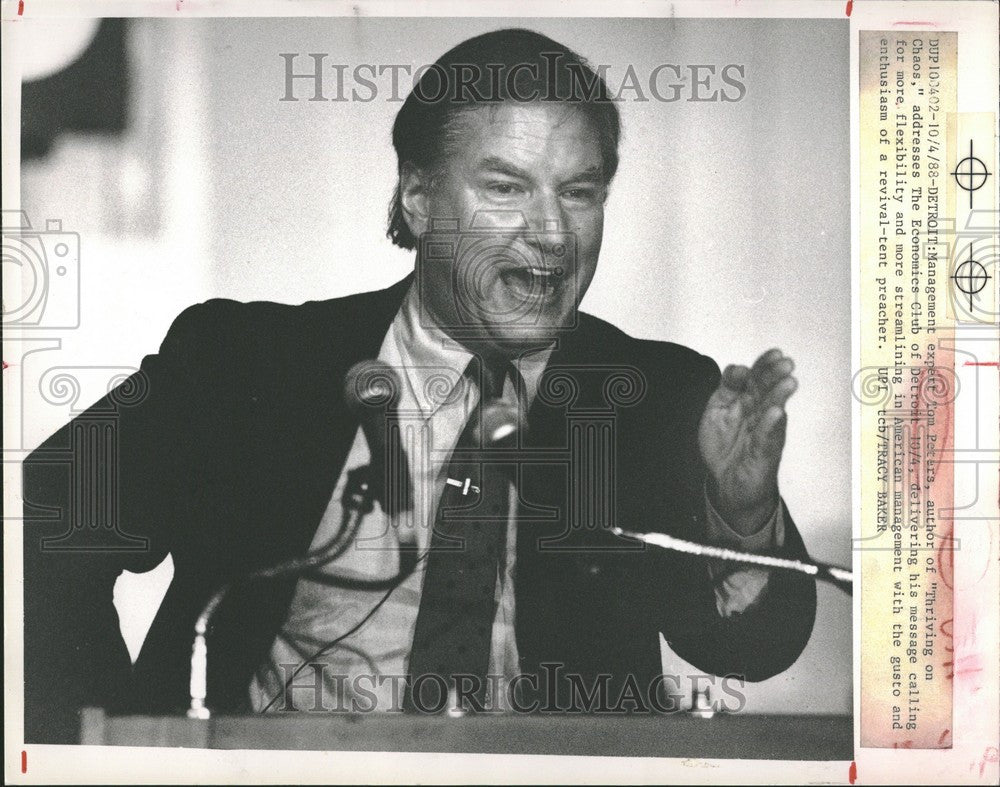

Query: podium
[81,709,852,759]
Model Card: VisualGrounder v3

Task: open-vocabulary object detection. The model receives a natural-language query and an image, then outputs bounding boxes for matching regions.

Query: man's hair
[387,28,622,250]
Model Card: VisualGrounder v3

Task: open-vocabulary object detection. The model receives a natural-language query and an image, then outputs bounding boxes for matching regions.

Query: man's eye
[563,187,598,202]
[487,182,524,196]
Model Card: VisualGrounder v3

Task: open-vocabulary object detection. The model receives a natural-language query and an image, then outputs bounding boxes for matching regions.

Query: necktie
[405,355,515,712]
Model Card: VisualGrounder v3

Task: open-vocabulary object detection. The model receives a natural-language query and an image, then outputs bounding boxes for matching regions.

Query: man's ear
[399,162,431,240]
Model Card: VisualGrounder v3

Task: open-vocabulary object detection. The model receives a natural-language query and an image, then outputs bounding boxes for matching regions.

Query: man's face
[412,101,607,354]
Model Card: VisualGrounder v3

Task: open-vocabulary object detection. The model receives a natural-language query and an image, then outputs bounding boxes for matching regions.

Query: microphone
[478,399,525,448]
[342,360,408,512]
[611,527,854,594]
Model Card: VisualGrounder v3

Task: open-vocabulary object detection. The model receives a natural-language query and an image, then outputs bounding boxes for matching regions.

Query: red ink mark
[963,360,999,366]
[845,0,853,17]
[848,761,857,784]
[18,1,24,16]
[982,747,999,776]
[913,365,952,481]
[938,728,951,746]
[937,532,956,590]
[940,654,980,682]
[21,750,26,773]
[939,617,954,653]
[2,360,9,370]
[954,654,984,679]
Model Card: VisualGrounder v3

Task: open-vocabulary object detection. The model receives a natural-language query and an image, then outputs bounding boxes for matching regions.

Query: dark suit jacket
[22,276,816,743]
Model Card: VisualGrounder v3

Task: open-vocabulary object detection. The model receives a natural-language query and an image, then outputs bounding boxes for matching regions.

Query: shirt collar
[382,281,555,419]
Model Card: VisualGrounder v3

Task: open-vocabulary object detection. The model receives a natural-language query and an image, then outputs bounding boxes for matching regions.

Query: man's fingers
[709,366,747,408]
[719,353,797,416]
[756,404,788,455]
[750,349,794,393]
[720,364,750,392]
[762,374,798,410]
[750,348,785,380]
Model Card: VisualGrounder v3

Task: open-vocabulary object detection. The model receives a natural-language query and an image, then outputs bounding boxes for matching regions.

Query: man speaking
[23,28,815,743]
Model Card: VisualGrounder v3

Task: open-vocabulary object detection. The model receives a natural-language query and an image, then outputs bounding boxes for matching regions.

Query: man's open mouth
[497,264,561,296]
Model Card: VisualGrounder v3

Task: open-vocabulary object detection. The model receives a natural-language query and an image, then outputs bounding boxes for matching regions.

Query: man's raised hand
[697,348,798,535]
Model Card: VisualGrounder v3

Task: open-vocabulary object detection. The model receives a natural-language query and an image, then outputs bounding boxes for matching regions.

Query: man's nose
[520,192,563,248]
[527,190,562,231]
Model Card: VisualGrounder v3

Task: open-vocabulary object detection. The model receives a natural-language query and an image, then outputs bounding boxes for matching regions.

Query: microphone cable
[258,549,431,714]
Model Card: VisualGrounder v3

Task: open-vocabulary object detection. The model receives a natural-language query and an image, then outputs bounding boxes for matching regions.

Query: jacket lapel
[281,275,416,557]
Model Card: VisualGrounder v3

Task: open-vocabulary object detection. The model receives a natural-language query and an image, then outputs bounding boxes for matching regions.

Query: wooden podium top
[81,709,853,760]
